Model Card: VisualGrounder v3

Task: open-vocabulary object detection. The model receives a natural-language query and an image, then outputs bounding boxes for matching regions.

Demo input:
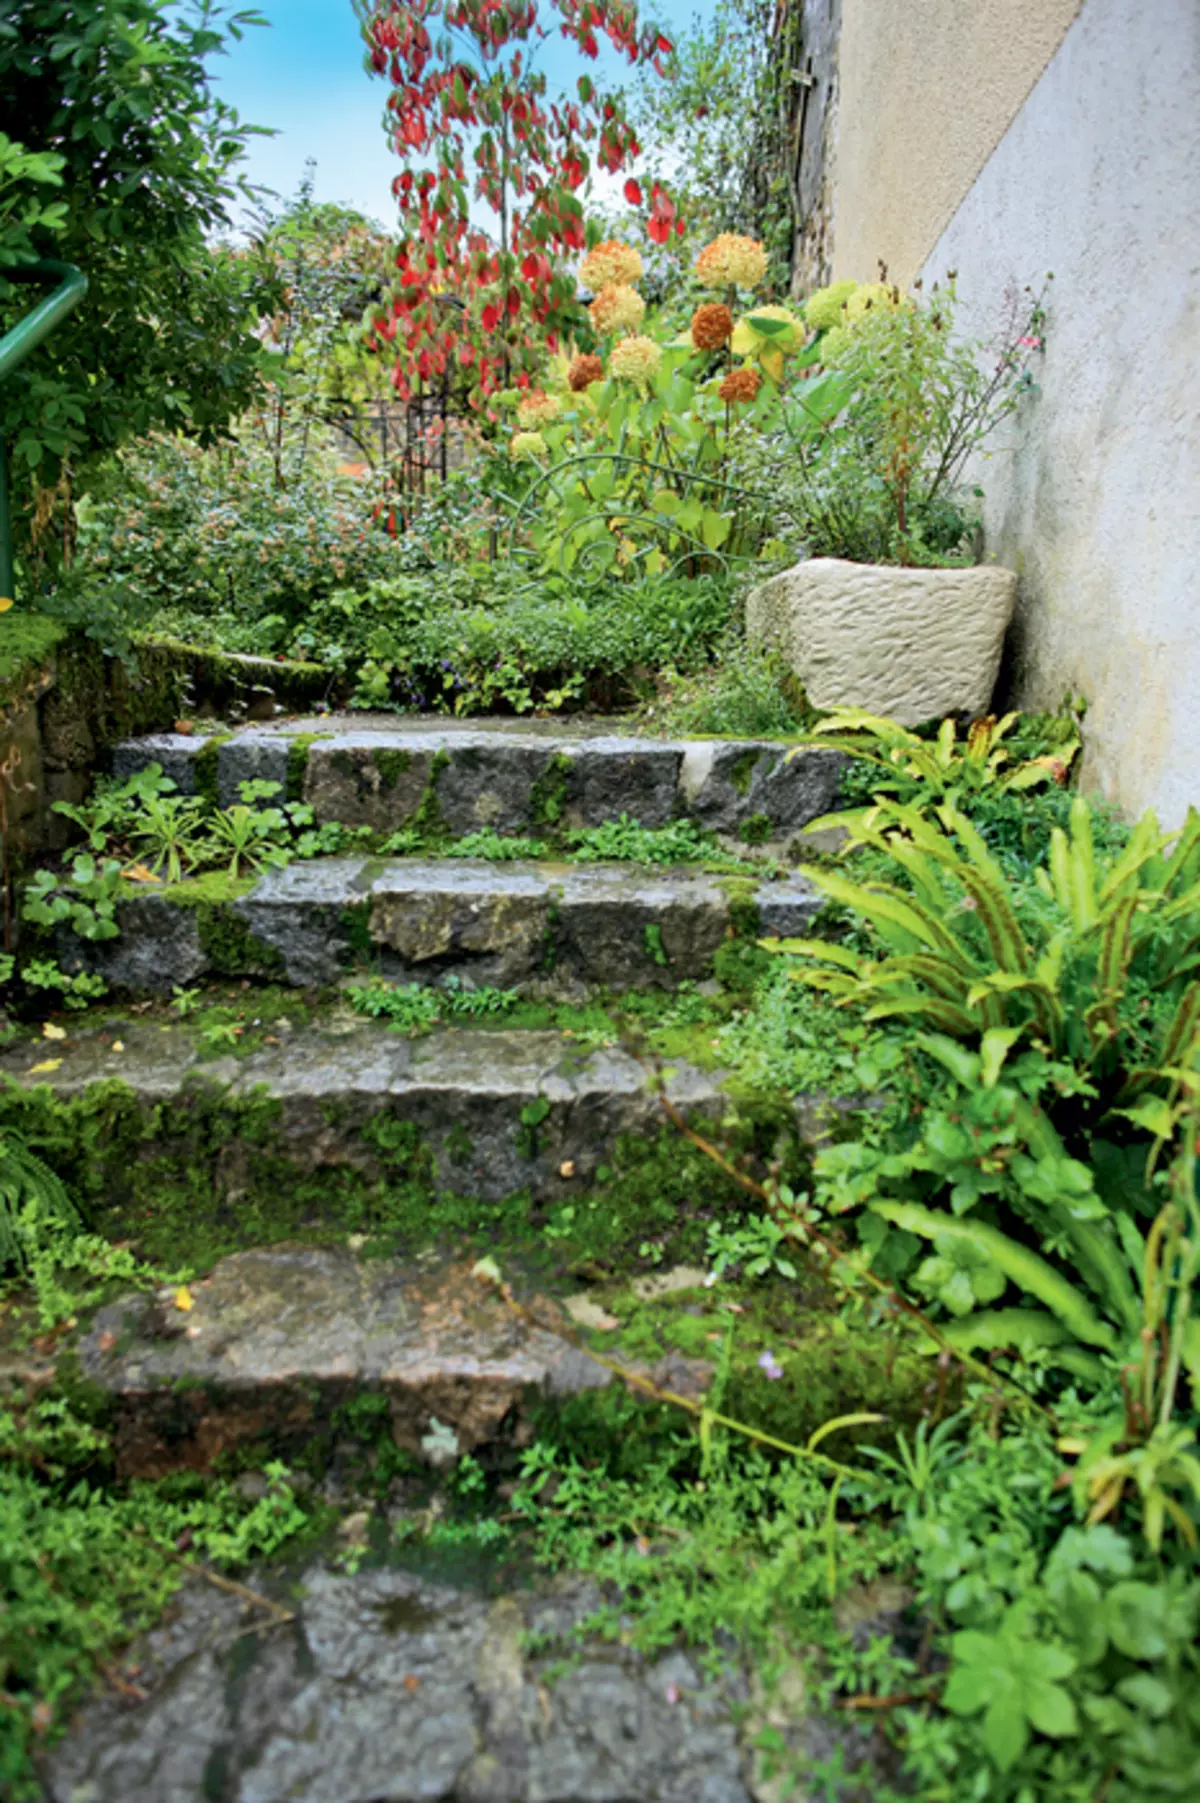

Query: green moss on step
[192,733,233,808]
[530,753,572,827]
[409,748,450,837]
[739,812,773,847]
[286,733,329,803]
[730,751,762,797]
[340,900,374,959]
[373,747,412,791]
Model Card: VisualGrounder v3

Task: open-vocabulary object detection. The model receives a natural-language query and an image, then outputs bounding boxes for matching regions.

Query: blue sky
[207,1,717,230]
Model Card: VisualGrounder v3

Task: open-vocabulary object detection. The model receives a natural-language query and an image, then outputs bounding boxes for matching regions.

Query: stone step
[73,1248,617,1479]
[0,1017,730,1220]
[61,856,822,992]
[111,712,843,843]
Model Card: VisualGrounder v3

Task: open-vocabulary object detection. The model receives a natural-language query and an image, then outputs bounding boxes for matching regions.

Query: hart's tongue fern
[0,1133,80,1273]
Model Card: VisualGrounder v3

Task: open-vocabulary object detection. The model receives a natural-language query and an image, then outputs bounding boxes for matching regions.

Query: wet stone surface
[44,1565,887,1803]
[77,1250,610,1478]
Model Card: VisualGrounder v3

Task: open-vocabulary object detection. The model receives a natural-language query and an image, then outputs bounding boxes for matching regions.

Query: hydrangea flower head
[695,233,768,290]
[610,335,662,387]
[845,280,902,321]
[804,280,859,332]
[719,367,761,404]
[568,353,605,392]
[690,302,734,351]
[516,390,561,429]
[580,239,644,290]
[509,431,548,460]
[589,283,646,335]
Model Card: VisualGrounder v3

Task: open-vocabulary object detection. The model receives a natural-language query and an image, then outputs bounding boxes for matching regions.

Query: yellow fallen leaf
[0,597,13,614]
[122,862,162,884]
[174,1286,195,1312]
[110,1040,125,1053]
[42,1022,67,1041]
[28,1058,62,1074]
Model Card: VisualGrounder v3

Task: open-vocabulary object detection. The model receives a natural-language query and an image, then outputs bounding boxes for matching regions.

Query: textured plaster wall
[832,0,1082,286]
[922,0,1200,826]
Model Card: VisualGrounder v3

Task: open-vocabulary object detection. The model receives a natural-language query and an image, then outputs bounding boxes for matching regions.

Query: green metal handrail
[0,259,88,606]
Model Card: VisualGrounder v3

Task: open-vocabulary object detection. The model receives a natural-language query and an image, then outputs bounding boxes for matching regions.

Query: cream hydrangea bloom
[695,233,768,290]
[609,335,662,387]
[510,431,548,460]
[517,390,561,429]
[804,280,858,333]
[580,240,643,290]
[589,283,646,335]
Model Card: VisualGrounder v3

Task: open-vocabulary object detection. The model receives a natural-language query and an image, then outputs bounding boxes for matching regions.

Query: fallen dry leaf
[559,1160,576,1178]
[97,1330,117,1353]
[28,1058,63,1074]
[42,1021,67,1041]
[110,1040,125,1053]
[173,1286,195,1312]
[563,1294,619,1332]
[403,1675,421,1693]
[122,862,162,884]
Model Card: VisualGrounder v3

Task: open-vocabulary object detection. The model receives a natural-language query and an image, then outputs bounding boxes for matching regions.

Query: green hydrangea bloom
[804,280,858,333]
[818,325,853,365]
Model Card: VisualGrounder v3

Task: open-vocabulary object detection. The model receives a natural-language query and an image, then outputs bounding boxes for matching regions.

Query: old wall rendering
[921,0,1200,824]
[831,0,1083,288]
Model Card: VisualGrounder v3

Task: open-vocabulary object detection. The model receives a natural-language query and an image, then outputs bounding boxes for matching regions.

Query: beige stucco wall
[832,0,1083,287]
[922,0,1200,826]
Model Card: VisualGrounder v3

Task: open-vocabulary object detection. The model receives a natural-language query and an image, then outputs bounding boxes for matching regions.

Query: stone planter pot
[746,556,1017,725]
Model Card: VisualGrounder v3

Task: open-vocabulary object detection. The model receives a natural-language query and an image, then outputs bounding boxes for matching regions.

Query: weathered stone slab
[53,860,825,993]
[111,731,208,795]
[0,1019,725,1201]
[233,857,374,987]
[57,894,207,992]
[215,729,290,808]
[109,719,844,840]
[681,741,844,835]
[76,1249,609,1477]
[43,1569,774,1803]
[747,555,1016,725]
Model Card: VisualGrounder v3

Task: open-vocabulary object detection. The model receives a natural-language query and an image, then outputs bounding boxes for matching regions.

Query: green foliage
[22,854,122,941]
[345,974,519,1032]
[742,280,1046,566]
[0,1456,310,1793]
[347,567,733,715]
[0,1128,79,1276]
[641,640,806,739]
[69,430,403,644]
[0,0,278,564]
[449,830,551,861]
[568,814,726,865]
[0,131,66,268]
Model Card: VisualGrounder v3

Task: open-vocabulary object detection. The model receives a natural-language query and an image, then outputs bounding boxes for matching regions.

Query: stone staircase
[5,713,842,1475]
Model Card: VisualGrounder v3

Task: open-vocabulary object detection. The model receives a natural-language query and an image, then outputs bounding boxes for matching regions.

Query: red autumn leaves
[360,1,679,404]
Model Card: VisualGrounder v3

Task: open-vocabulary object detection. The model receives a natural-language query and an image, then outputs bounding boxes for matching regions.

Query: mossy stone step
[59,857,822,992]
[112,713,842,842]
[73,1247,613,1479]
[0,1017,729,1220]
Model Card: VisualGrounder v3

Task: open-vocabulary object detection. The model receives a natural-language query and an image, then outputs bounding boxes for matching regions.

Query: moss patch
[191,732,233,809]
[529,753,571,827]
[373,747,413,791]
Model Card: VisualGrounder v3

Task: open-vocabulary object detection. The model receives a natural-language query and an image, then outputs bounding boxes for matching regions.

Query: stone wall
[0,628,330,858]
[921,0,1200,824]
